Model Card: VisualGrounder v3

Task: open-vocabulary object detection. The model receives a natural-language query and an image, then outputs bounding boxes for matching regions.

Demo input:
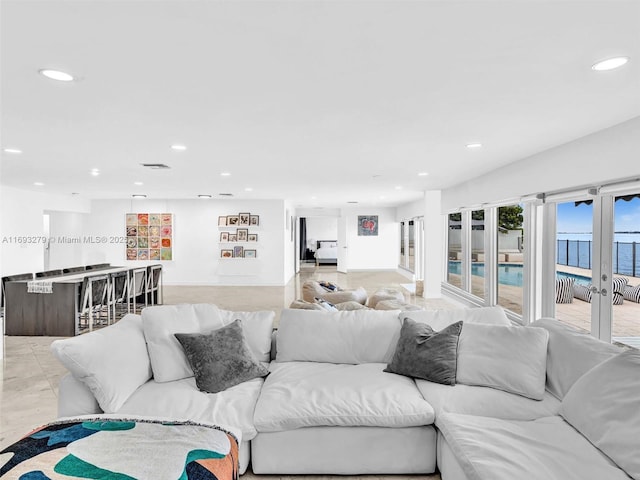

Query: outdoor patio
[448,265,640,347]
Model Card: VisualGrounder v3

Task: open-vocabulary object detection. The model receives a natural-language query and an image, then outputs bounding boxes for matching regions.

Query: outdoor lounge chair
[555,277,575,304]
[573,277,629,305]
[624,284,640,303]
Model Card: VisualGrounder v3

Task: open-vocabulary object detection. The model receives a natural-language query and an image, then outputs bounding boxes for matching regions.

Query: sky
[557,196,640,233]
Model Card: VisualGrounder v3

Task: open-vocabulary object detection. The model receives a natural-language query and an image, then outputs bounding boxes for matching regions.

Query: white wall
[84,198,288,286]
[396,197,425,221]
[341,207,399,270]
[305,216,338,251]
[0,187,90,277]
[442,116,640,211]
[423,190,444,297]
[47,211,88,269]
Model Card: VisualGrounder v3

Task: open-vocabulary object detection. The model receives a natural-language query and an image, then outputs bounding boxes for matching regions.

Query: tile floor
[1,266,457,478]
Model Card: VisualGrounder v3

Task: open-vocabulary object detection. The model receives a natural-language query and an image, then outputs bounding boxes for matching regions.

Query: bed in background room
[314,240,338,265]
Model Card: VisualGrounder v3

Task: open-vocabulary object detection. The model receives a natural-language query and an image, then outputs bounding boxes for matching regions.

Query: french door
[552,190,640,345]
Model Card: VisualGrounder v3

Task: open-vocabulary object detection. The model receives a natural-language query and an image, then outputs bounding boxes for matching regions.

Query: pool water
[448,261,591,287]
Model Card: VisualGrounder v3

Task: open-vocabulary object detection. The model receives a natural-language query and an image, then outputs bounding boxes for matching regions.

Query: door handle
[589,286,607,296]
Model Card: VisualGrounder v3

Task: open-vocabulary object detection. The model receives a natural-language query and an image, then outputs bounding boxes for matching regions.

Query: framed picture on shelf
[247,233,258,242]
[244,249,257,258]
[227,215,239,226]
[218,216,227,226]
[239,212,250,226]
[233,245,244,258]
[228,233,237,242]
[237,228,248,242]
[220,232,229,242]
[221,249,233,258]
[249,215,259,226]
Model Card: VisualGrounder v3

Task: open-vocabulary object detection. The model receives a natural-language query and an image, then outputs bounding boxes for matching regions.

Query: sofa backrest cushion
[143,304,274,383]
[276,308,402,364]
[561,349,640,479]
[531,318,621,399]
[217,309,276,363]
[456,323,549,400]
[400,306,510,331]
[51,314,151,413]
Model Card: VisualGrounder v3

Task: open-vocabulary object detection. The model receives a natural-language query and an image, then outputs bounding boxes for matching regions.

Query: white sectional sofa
[52,304,640,479]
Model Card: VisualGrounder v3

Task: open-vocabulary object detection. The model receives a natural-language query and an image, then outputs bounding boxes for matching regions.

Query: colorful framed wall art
[126,212,173,261]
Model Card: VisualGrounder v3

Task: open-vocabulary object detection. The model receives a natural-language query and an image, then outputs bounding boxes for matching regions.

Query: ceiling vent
[140,163,171,169]
[219,193,234,197]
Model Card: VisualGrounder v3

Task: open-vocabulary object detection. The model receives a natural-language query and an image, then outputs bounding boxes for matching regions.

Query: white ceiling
[1,0,639,208]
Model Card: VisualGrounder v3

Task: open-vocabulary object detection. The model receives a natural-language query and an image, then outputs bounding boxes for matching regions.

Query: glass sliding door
[447,213,462,288]
[497,204,524,314]
[471,210,485,299]
[399,221,406,267]
[611,194,640,348]
[408,220,415,272]
[554,200,594,333]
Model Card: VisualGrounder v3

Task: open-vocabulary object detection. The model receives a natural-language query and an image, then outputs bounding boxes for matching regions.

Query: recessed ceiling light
[132,194,147,198]
[466,143,483,149]
[395,186,403,190]
[133,181,143,186]
[311,196,317,200]
[198,194,212,199]
[244,187,253,192]
[380,196,386,200]
[220,172,231,177]
[34,182,44,186]
[90,169,100,176]
[592,56,629,71]
[3,148,22,154]
[418,172,429,176]
[39,69,74,82]
[171,144,187,151]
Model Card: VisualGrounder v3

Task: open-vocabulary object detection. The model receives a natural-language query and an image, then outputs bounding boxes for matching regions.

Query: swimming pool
[448,261,591,287]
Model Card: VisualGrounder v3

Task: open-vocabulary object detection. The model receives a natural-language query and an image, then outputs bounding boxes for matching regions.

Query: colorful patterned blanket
[0,417,238,479]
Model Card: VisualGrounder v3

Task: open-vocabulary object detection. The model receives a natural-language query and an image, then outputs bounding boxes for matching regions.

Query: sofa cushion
[531,318,621,399]
[253,362,435,432]
[276,309,401,364]
[400,306,510,331]
[384,319,462,385]
[438,413,631,480]
[116,376,264,440]
[561,349,640,480]
[456,323,549,400]
[51,314,151,413]
[415,380,561,424]
[175,319,269,394]
[143,304,274,382]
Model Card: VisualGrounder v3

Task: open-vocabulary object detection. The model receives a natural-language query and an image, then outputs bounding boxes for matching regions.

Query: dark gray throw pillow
[174,319,269,394]
[384,319,463,385]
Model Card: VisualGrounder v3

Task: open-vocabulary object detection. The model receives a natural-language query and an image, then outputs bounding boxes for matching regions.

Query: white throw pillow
[276,309,402,364]
[142,304,226,382]
[217,309,275,363]
[400,306,510,331]
[561,349,640,479]
[51,314,152,413]
[530,318,621,400]
[456,323,549,400]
